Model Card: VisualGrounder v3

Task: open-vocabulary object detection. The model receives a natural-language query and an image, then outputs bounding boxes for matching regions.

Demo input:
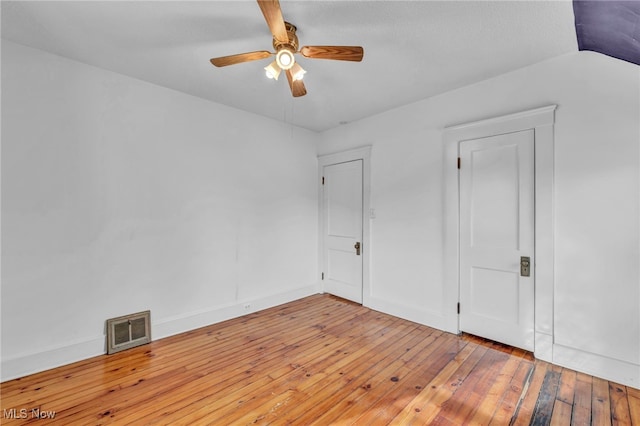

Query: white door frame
[318,146,372,306]
[443,106,556,361]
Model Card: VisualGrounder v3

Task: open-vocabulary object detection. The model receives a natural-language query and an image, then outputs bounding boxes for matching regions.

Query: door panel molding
[318,146,372,305]
[443,105,556,360]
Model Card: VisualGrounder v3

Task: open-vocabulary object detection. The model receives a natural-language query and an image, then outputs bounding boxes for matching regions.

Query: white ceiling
[1,1,578,132]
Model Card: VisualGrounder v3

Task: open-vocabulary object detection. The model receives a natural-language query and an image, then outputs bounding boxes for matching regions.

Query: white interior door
[459,130,535,351]
[323,160,363,303]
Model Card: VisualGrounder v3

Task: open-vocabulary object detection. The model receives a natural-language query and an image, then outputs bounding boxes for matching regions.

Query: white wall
[1,40,320,381]
[3,39,639,390]
[318,51,640,388]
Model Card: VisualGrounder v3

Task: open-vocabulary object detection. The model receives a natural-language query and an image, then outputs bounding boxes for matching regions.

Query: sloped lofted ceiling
[1,1,578,132]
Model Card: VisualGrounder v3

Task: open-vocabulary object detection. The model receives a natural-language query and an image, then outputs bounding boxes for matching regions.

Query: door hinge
[457,157,461,169]
[321,272,324,280]
[457,302,460,314]
[322,176,325,185]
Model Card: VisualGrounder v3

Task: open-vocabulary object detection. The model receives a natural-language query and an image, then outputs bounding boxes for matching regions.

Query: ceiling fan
[210,0,364,97]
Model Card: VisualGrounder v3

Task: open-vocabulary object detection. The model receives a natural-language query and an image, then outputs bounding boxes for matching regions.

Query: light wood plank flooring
[1,294,639,425]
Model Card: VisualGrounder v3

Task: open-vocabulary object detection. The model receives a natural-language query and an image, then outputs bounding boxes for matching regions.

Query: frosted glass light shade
[276,49,295,70]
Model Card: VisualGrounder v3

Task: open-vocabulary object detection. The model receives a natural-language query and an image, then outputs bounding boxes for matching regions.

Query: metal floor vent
[106,310,151,354]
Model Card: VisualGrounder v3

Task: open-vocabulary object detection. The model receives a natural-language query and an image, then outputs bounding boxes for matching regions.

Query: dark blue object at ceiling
[573,0,640,66]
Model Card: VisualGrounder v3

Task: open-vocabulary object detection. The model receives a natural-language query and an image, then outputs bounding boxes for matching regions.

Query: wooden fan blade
[257,0,288,43]
[285,69,307,97]
[210,51,272,67]
[300,46,364,62]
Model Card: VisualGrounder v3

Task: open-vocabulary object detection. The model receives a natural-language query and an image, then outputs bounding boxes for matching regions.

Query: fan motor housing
[273,22,299,52]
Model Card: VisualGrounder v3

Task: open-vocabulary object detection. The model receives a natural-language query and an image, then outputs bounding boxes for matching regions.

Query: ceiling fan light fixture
[264,61,281,80]
[290,63,306,81]
[209,2,364,98]
[276,48,295,70]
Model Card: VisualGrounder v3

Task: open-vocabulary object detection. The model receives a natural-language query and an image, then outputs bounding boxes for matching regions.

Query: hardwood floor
[1,294,639,425]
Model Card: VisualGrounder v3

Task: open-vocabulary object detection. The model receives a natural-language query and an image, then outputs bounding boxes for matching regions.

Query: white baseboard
[552,343,640,389]
[1,285,319,382]
[1,336,105,383]
[366,297,452,333]
[153,285,319,339]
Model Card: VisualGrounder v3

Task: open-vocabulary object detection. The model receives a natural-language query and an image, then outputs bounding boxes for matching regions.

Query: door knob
[354,242,361,256]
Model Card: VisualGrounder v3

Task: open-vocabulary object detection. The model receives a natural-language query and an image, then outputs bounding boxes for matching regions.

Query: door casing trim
[443,105,556,361]
[318,146,372,306]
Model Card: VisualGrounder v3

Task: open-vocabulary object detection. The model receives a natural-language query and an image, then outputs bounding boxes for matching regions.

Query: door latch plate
[520,256,530,277]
